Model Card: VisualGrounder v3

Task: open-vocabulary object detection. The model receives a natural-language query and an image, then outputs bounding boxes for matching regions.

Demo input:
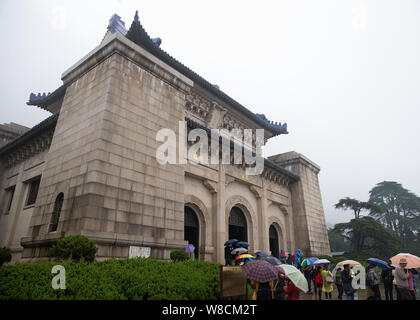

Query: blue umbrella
[366,258,390,270]
[255,251,269,257]
[236,241,250,248]
[224,239,239,246]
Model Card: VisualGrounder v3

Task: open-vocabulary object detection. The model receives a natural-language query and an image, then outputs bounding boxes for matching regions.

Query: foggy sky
[1,0,419,227]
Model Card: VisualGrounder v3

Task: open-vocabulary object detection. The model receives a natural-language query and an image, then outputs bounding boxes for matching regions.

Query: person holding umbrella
[321,264,334,300]
[366,264,381,300]
[342,264,355,300]
[303,266,313,294]
[394,258,411,300]
[283,276,300,300]
[224,243,234,266]
[335,267,344,300]
[381,260,394,300]
[314,266,323,300]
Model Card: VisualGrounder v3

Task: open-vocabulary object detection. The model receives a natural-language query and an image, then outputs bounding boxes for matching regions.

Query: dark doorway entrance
[269,225,279,258]
[228,206,247,242]
[184,206,199,259]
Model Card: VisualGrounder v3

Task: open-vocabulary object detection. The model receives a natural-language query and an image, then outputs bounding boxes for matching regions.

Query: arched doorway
[184,206,199,258]
[269,224,279,258]
[228,206,247,242]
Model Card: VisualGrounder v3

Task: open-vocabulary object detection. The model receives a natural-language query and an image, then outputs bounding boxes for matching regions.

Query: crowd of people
[224,243,419,300]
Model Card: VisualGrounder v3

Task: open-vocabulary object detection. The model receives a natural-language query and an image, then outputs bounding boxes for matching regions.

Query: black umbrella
[262,256,282,266]
[224,239,239,246]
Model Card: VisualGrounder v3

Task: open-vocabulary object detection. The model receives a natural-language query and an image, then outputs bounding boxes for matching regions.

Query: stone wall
[21,34,193,261]
[269,151,331,256]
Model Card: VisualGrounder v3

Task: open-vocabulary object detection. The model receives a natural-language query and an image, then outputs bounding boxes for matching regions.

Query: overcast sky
[1,0,419,227]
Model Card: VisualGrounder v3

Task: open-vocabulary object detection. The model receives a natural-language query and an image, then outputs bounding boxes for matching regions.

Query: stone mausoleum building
[0,12,330,263]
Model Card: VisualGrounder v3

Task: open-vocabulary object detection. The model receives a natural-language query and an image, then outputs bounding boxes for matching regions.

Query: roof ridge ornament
[107,13,127,35]
[255,113,287,132]
[126,10,162,49]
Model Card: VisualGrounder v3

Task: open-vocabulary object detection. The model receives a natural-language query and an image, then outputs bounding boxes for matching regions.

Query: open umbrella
[390,253,420,269]
[235,254,255,261]
[224,239,239,246]
[255,251,269,258]
[279,264,308,293]
[231,247,248,255]
[336,260,361,267]
[313,259,330,265]
[236,241,250,248]
[275,265,285,275]
[262,256,282,266]
[366,258,390,270]
[241,259,279,283]
[185,244,195,253]
[301,257,318,267]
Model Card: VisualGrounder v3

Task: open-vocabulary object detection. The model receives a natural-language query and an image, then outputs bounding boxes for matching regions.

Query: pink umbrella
[390,253,420,269]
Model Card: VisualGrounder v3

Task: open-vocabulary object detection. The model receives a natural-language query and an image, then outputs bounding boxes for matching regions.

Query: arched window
[184,206,199,259]
[269,225,279,258]
[228,206,247,242]
[49,193,64,232]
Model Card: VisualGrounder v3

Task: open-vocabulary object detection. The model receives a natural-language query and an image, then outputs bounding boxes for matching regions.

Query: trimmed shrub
[0,258,220,300]
[0,247,11,266]
[50,235,98,263]
[170,250,189,262]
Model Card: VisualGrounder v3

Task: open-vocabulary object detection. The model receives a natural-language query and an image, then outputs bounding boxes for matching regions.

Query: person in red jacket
[283,276,300,300]
[315,267,323,300]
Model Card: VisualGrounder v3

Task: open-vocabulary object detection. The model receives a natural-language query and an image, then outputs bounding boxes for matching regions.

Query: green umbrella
[279,264,309,293]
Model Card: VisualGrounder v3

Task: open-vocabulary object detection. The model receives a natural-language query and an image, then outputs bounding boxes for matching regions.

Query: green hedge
[0,258,220,300]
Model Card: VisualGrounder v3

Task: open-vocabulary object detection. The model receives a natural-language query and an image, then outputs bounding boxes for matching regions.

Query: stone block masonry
[21,34,194,261]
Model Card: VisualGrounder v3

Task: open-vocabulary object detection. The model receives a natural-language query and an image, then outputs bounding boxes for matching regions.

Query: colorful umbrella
[235,254,255,261]
[366,258,390,270]
[390,253,420,269]
[301,257,318,267]
[231,247,248,255]
[336,260,361,267]
[279,264,308,293]
[241,259,279,283]
[185,244,195,253]
[224,239,239,246]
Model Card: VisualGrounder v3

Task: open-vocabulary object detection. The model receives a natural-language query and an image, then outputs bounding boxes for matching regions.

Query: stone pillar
[215,164,226,264]
[268,151,331,256]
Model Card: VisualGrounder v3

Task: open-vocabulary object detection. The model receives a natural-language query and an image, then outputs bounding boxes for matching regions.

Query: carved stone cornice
[2,129,54,169]
[203,179,217,194]
[185,90,212,123]
[249,185,262,199]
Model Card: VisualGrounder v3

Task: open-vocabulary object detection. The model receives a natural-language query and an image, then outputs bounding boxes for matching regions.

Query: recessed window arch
[184,206,199,259]
[269,224,280,258]
[49,193,64,232]
[228,206,248,242]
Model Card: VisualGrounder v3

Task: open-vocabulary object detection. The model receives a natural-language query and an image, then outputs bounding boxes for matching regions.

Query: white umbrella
[336,260,362,267]
[313,259,330,265]
[279,264,309,293]
[231,247,248,255]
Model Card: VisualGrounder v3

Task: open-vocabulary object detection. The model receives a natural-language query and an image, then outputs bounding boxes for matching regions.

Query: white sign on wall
[129,246,151,258]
